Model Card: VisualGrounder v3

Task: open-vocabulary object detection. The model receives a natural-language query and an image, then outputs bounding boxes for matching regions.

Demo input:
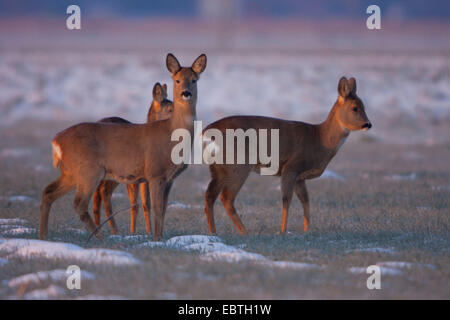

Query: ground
[0,120,448,299]
[0,19,449,299]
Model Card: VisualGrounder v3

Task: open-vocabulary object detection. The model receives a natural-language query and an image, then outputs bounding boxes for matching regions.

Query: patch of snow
[6,269,95,288]
[167,202,202,210]
[0,218,29,225]
[0,225,24,231]
[380,267,404,276]
[377,261,435,269]
[66,228,88,235]
[8,196,35,203]
[348,261,435,276]
[123,235,149,241]
[168,201,191,209]
[108,234,149,242]
[348,267,367,274]
[137,235,321,270]
[23,285,66,300]
[0,238,141,266]
[2,227,36,236]
[203,249,267,263]
[134,241,166,249]
[385,173,417,181]
[262,261,320,270]
[319,170,344,181]
[350,247,396,253]
[165,235,222,248]
[348,266,403,276]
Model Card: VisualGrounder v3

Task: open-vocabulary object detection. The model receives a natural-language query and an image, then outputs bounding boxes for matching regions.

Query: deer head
[335,77,372,132]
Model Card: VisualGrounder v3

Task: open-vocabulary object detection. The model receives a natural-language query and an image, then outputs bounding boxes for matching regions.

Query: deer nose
[362,122,372,130]
[181,91,192,97]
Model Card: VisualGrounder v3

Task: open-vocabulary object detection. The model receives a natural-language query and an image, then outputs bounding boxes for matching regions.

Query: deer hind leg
[161,181,173,230]
[100,180,119,235]
[73,169,105,239]
[294,179,310,232]
[126,183,139,234]
[280,171,297,234]
[219,167,250,235]
[39,174,75,240]
[204,166,225,234]
[140,182,151,235]
[92,183,103,226]
[149,178,167,241]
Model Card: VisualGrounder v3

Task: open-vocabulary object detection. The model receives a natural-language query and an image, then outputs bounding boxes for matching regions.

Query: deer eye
[176,80,180,84]
[352,107,358,112]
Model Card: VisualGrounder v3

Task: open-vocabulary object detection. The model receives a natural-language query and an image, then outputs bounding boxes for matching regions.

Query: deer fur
[39,53,206,240]
[91,83,173,235]
[203,76,371,235]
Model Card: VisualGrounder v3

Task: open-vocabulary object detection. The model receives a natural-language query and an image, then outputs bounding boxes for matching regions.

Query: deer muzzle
[181,90,192,101]
[361,122,372,131]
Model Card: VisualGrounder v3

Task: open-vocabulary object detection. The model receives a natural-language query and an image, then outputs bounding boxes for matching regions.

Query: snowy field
[0,19,449,299]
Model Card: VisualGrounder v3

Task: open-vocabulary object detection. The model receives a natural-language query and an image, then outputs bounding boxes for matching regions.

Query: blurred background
[0,0,449,144]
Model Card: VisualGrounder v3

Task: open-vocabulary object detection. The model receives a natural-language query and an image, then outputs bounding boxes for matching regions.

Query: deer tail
[51,140,62,169]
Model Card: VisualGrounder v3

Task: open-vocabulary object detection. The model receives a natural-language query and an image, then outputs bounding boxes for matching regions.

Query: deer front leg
[294,179,310,232]
[126,183,139,234]
[140,182,151,235]
[149,178,167,241]
[280,171,297,234]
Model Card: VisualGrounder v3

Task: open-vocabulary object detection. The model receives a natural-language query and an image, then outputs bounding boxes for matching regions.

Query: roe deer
[39,53,206,240]
[92,83,173,235]
[203,77,371,235]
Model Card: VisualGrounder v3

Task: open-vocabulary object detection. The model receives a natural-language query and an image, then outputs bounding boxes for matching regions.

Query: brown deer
[92,83,173,235]
[39,53,206,240]
[203,77,371,235]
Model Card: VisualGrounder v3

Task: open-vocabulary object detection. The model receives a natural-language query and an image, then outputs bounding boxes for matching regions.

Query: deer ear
[338,77,351,98]
[152,82,164,102]
[348,77,357,95]
[191,54,207,75]
[166,53,181,74]
[162,83,167,94]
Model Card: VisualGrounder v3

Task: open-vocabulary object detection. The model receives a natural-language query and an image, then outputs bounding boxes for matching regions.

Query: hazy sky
[0,0,449,20]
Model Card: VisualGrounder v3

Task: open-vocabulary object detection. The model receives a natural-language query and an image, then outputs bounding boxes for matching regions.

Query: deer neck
[170,96,197,134]
[319,103,350,151]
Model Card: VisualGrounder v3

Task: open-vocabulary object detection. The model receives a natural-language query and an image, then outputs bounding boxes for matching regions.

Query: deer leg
[280,171,297,234]
[160,181,173,233]
[39,174,75,240]
[149,178,167,241]
[294,179,310,232]
[73,170,105,239]
[127,183,139,234]
[219,169,250,235]
[100,181,119,235]
[204,167,225,234]
[140,182,151,235]
[92,183,103,226]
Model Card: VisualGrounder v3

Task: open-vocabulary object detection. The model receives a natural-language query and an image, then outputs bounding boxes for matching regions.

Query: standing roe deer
[39,53,206,240]
[92,82,173,235]
[203,76,371,235]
